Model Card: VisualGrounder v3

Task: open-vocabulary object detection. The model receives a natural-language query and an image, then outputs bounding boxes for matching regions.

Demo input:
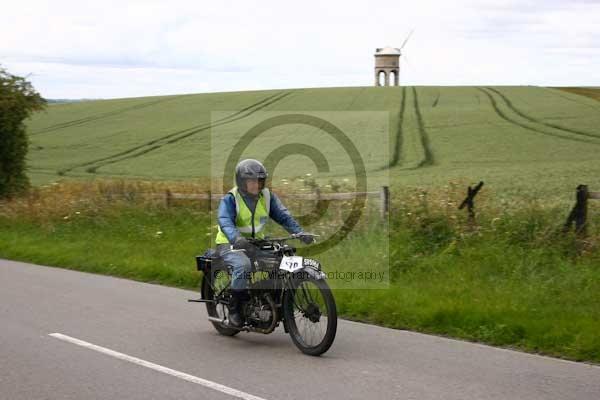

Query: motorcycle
[191,233,337,356]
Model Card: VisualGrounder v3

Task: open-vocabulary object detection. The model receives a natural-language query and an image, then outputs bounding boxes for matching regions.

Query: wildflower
[63,216,69,220]
[155,231,163,238]
[75,211,81,215]
[306,173,312,176]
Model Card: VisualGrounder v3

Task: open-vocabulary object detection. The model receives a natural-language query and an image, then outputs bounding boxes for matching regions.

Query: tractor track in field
[344,87,366,110]
[86,91,292,172]
[478,88,600,147]
[30,96,184,135]
[432,91,440,107]
[413,87,435,168]
[378,86,406,171]
[486,87,600,140]
[543,87,600,111]
[28,167,60,175]
[58,91,291,175]
[382,87,434,171]
[279,87,368,161]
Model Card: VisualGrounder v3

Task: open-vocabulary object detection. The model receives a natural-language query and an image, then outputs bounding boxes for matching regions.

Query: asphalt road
[1,259,599,400]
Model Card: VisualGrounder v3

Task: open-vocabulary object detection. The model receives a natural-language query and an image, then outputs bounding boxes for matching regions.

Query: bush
[0,66,46,199]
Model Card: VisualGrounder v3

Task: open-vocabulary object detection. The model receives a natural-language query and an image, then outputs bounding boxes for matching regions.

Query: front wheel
[283,275,337,356]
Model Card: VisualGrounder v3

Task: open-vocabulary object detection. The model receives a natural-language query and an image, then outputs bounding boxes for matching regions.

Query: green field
[26,86,600,202]
[5,87,600,362]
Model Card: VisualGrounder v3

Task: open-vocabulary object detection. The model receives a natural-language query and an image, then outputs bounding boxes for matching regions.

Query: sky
[2,0,599,99]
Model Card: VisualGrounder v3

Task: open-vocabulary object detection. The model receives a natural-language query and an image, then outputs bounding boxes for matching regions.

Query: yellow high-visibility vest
[215,186,271,244]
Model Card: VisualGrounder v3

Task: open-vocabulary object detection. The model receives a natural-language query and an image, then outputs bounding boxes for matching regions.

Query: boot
[227,289,247,328]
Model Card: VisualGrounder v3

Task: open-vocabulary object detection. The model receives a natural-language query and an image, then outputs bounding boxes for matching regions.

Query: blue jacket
[217,189,303,243]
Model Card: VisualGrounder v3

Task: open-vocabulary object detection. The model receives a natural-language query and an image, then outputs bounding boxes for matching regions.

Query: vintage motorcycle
[192,233,337,356]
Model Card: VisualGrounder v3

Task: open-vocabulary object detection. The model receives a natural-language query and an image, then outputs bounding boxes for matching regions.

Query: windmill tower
[374,31,413,86]
[374,47,400,86]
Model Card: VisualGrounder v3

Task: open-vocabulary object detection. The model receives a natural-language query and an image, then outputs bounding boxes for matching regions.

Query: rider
[215,159,313,327]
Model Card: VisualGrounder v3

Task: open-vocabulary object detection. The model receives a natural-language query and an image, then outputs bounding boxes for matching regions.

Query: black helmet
[235,159,268,193]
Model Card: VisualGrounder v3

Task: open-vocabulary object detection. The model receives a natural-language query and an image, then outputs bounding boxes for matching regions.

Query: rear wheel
[202,264,239,336]
[283,276,337,356]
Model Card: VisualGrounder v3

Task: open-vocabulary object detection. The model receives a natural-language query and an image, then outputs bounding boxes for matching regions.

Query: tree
[0,66,46,199]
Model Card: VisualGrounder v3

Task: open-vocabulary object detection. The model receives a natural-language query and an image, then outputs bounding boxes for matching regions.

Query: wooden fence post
[165,189,172,208]
[459,181,484,223]
[380,185,390,221]
[315,187,321,219]
[207,189,212,213]
[564,184,589,235]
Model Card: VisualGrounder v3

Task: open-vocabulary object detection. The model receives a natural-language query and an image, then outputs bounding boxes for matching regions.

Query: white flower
[306,173,312,176]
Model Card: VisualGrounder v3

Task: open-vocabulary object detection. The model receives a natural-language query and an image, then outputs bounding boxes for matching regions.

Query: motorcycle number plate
[279,256,304,272]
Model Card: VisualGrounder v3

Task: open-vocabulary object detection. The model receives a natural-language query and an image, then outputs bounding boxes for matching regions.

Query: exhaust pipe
[188,298,214,303]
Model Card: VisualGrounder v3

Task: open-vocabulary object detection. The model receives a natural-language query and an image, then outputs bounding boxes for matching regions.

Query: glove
[232,236,251,250]
[298,232,315,245]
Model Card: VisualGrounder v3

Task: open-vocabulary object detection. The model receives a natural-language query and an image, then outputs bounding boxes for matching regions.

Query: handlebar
[227,233,319,253]
[248,232,320,243]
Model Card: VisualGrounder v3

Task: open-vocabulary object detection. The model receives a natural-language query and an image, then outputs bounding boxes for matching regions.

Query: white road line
[49,333,269,400]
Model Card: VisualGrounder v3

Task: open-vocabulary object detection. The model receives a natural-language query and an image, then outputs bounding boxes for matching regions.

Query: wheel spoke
[290,280,330,348]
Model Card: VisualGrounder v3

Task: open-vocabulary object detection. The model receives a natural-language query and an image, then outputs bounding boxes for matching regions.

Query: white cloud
[1,0,599,98]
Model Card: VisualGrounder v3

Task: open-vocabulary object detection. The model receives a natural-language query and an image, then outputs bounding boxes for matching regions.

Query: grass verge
[1,179,599,363]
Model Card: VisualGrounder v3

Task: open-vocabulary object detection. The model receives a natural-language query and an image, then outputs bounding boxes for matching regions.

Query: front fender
[291,265,327,282]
